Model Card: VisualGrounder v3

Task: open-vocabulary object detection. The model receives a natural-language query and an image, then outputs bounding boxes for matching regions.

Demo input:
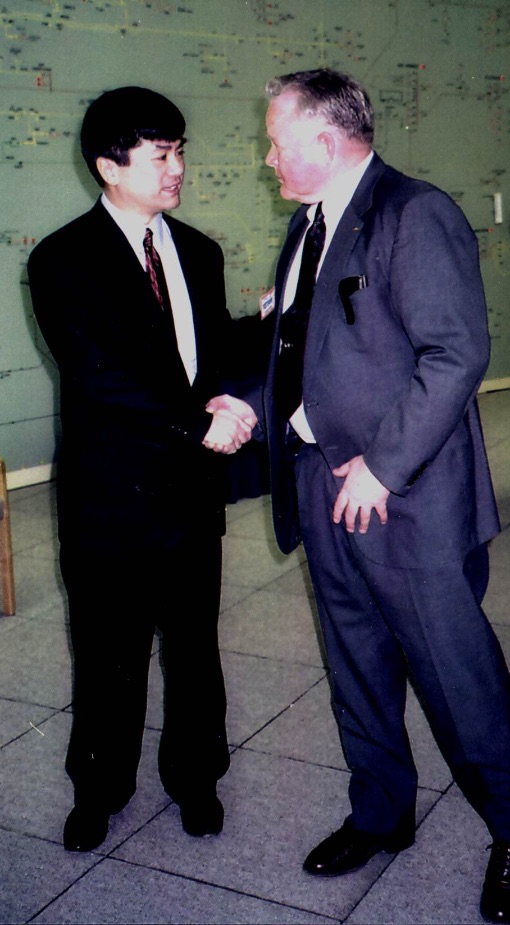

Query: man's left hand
[332,455,389,534]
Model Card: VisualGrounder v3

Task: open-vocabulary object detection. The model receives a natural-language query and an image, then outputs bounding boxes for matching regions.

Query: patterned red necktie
[143,227,172,314]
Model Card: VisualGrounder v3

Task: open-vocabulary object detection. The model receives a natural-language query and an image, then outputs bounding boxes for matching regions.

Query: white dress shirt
[283,152,373,442]
[101,194,197,384]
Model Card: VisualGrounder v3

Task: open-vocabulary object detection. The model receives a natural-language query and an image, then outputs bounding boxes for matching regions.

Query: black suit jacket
[28,200,232,552]
[260,154,500,565]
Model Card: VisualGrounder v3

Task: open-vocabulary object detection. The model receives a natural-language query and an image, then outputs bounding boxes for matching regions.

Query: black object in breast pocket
[338,276,368,325]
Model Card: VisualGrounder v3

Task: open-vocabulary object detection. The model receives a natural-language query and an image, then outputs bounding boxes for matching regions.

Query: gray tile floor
[1,388,509,925]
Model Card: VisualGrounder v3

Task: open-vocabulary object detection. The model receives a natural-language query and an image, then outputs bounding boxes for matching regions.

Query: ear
[317,131,336,162]
[96,156,121,187]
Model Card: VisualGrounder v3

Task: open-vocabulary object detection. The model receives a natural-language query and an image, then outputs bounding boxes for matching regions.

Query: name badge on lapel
[259,286,275,319]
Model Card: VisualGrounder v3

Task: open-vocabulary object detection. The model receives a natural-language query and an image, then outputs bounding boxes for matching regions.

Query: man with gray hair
[215,67,510,922]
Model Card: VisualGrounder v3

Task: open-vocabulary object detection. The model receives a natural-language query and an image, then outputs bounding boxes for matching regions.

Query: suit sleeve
[363,189,491,495]
[27,231,223,449]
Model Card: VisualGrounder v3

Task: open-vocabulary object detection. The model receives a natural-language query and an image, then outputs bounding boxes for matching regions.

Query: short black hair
[80,86,186,186]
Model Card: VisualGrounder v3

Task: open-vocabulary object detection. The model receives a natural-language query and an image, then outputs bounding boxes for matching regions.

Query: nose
[265,144,277,168]
[166,154,184,176]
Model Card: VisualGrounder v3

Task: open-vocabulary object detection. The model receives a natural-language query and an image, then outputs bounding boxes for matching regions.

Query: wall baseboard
[479,377,510,393]
[4,377,509,490]
[6,463,55,491]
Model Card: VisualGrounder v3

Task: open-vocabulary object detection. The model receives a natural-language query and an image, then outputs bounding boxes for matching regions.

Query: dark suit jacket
[261,153,500,565]
[28,200,232,553]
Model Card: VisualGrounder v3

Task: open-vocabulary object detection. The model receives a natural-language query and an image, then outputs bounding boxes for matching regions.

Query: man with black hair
[28,86,255,852]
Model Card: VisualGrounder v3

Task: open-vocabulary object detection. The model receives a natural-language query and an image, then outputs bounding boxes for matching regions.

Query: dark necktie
[143,227,172,315]
[274,203,326,421]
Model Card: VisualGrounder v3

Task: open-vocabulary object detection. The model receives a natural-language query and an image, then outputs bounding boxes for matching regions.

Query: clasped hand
[332,454,389,534]
[203,394,257,455]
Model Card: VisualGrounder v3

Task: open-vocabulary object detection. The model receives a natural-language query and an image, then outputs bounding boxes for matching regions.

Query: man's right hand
[203,394,257,454]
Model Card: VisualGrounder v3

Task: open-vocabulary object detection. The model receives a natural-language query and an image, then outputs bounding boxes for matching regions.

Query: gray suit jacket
[262,153,500,565]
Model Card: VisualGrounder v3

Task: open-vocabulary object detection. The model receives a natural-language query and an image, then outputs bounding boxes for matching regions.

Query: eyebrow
[154,138,187,150]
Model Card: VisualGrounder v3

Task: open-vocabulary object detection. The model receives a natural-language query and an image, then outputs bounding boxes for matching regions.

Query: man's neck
[102,188,160,226]
[101,191,162,228]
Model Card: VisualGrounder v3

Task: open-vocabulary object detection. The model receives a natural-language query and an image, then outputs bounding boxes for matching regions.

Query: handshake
[202,394,258,455]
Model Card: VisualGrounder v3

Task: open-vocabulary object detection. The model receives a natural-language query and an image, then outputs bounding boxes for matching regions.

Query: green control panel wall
[1,0,509,474]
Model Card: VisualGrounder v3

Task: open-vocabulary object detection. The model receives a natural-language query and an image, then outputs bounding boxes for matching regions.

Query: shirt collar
[306,150,373,227]
[100,194,166,250]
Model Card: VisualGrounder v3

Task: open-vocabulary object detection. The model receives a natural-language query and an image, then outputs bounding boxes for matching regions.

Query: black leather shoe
[480,841,510,923]
[179,794,224,837]
[63,805,110,852]
[303,817,414,876]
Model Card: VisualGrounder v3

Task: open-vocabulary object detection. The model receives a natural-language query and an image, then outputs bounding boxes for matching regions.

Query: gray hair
[266,68,374,145]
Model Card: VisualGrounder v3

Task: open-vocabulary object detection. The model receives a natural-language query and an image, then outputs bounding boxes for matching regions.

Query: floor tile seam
[228,576,313,598]
[226,496,270,514]
[340,848,416,925]
[11,553,54,568]
[495,520,510,535]
[9,499,55,513]
[0,610,68,628]
[219,583,314,614]
[144,722,164,732]
[103,854,341,922]
[485,429,510,451]
[220,567,306,593]
[222,560,303,592]
[219,585,265,612]
[224,523,275,539]
[217,646,328,671]
[0,693,69,708]
[11,540,58,557]
[416,782,454,816]
[229,673,333,750]
[219,578,291,594]
[23,854,109,924]
[235,742,354,776]
[0,821,68,853]
[10,513,57,528]
[95,802,177,861]
[494,519,510,533]
[489,617,510,629]
[231,744,455,799]
[414,780,453,796]
[8,497,52,512]
[257,565,314,595]
[0,702,72,736]
[3,612,69,626]
[0,724,60,752]
[0,611,62,632]
[338,791,454,924]
[8,489,55,509]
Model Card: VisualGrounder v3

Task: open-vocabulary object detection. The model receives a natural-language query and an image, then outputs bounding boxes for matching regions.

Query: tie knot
[310,202,325,237]
[305,202,326,266]
[143,227,153,251]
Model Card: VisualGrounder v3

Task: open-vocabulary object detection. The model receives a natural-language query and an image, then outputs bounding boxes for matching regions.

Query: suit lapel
[91,201,166,326]
[92,202,191,385]
[275,209,309,311]
[304,155,387,382]
[267,209,310,382]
